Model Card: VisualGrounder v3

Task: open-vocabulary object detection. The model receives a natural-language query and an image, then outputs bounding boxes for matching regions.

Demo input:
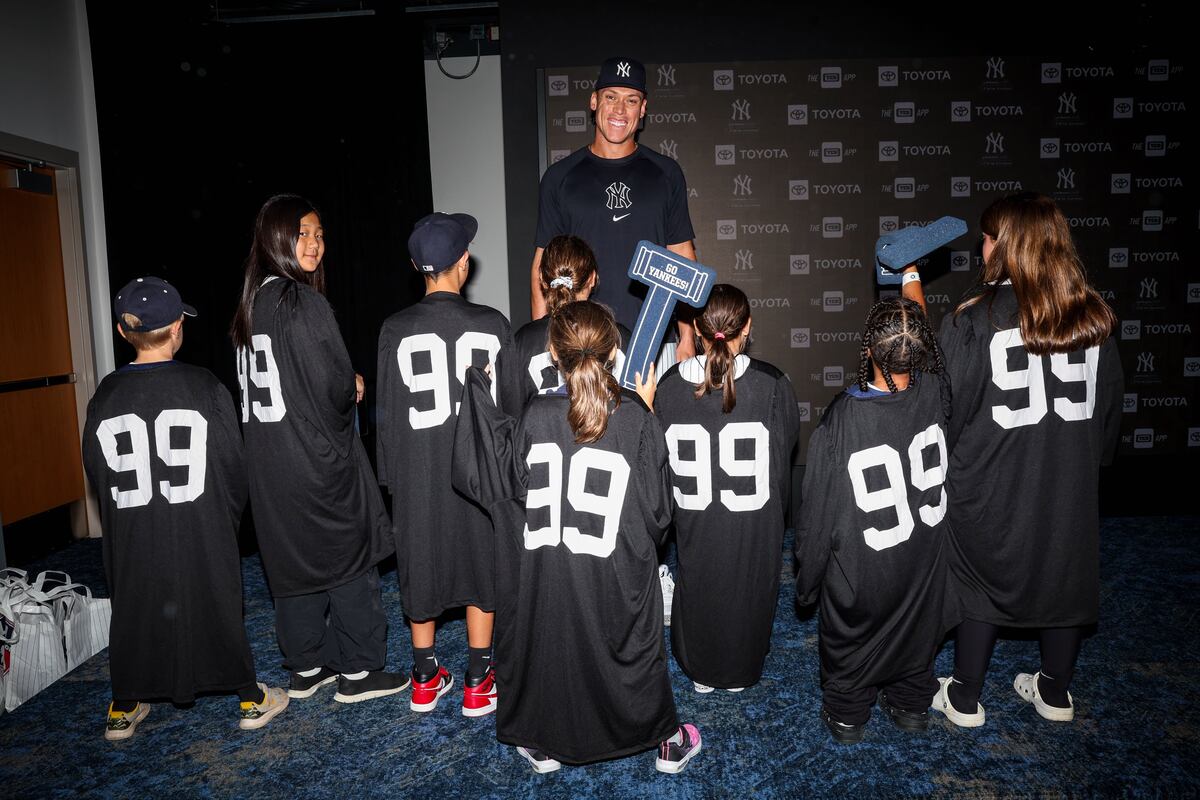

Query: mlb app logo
[822,142,843,163]
[950,176,971,198]
[878,141,899,162]
[1147,59,1169,82]
[713,69,735,91]
[821,66,842,88]
[1123,393,1138,414]
[1133,428,1154,449]
[790,254,810,275]
[1111,173,1132,194]
[547,75,569,96]
[564,111,587,133]
[894,101,915,124]
[1041,62,1062,84]
[822,217,844,239]
[894,177,916,199]
[1109,248,1129,269]
[789,180,810,200]
[823,366,845,387]
[822,290,845,312]
[1113,97,1134,119]
[791,328,811,348]
[1121,320,1141,341]
[1145,135,1167,157]
[1142,211,1163,232]
[950,250,971,272]
[878,65,899,87]
[715,144,736,166]
[716,219,737,241]
[879,215,899,235]
[950,101,971,122]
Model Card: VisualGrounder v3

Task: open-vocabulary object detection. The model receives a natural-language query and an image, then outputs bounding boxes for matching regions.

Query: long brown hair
[540,235,598,316]
[956,192,1114,354]
[693,284,750,413]
[230,194,326,350]
[548,301,622,443]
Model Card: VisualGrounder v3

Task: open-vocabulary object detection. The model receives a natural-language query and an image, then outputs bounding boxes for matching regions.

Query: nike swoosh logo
[612,213,631,222]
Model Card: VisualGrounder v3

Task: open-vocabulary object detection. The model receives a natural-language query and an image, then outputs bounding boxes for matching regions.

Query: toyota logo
[953,255,968,268]
[1187,361,1200,374]
[792,184,807,197]
[792,331,809,345]
[1115,102,1132,114]
[953,180,969,193]
[1042,141,1059,154]
[1113,177,1130,189]
[952,105,969,117]
[881,144,897,157]
[880,69,897,82]
[718,149,733,161]
[719,224,735,236]
[881,220,898,232]
[551,79,567,92]
[1124,323,1139,336]
[790,107,807,121]
[1112,252,1128,264]
[1043,66,1060,80]
[715,73,732,86]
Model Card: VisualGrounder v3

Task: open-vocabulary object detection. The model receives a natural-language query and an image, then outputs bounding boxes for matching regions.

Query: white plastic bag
[2,581,68,712]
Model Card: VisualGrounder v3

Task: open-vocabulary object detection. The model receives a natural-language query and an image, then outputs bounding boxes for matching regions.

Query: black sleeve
[939,312,984,451]
[210,379,248,523]
[452,366,524,511]
[375,326,392,487]
[290,290,357,459]
[771,374,802,521]
[794,421,835,606]
[1097,336,1124,466]
[636,412,674,547]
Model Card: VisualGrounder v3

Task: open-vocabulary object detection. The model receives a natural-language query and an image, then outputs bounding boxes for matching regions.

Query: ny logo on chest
[605,181,632,218]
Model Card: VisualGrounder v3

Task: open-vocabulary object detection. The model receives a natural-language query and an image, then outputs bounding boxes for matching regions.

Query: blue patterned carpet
[2,517,1197,799]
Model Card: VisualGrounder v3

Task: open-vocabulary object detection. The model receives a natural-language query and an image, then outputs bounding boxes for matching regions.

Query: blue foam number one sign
[874,216,968,285]
[621,241,716,390]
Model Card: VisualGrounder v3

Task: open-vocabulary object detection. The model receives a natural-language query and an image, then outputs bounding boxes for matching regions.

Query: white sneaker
[658,565,675,626]
[693,681,715,694]
[516,746,562,774]
[726,687,745,693]
[1013,672,1074,722]
[931,676,985,728]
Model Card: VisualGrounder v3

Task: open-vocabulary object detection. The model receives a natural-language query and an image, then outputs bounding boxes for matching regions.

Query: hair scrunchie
[550,276,574,290]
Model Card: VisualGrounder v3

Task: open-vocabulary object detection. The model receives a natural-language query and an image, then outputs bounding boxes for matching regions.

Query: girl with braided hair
[654,284,799,693]
[454,301,702,774]
[794,296,956,744]
[932,193,1122,728]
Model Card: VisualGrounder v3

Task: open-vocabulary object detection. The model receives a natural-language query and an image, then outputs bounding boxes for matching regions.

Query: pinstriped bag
[1,569,68,713]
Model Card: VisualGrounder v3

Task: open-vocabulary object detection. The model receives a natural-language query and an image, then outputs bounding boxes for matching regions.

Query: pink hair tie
[713,332,726,340]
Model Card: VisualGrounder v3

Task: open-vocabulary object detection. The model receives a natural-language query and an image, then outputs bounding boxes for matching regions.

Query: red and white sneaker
[410,666,454,713]
[462,667,498,717]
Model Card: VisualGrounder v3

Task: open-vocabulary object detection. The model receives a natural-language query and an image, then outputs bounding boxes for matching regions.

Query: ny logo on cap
[617,61,631,78]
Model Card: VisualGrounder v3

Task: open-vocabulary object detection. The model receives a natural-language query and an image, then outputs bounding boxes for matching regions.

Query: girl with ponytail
[508,235,632,412]
[655,284,800,694]
[454,300,702,774]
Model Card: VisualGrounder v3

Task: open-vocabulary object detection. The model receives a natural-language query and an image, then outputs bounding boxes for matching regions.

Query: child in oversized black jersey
[794,296,956,744]
[83,277,287,740]
[654,284,799,694]
[454,301,702,774]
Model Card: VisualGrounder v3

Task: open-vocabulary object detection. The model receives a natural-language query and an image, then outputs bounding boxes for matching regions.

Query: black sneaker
[288,667,338,699]
[821,707,865,744]
[333,671,411,704]
[879,690,930,732]
[655,724,702,774]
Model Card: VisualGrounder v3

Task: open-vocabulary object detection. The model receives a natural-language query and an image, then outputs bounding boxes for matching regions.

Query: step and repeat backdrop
[539,56,1193,459]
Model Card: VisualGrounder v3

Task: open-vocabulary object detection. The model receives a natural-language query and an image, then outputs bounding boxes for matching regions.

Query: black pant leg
[822,683,877,726]
[883,665,939,713]
[274,590,332,673]
[1037,625,1084,705]
[951,618,1000,710]
[325,568,388,674]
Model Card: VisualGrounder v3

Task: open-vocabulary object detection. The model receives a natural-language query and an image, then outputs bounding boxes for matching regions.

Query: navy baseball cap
[596,57,647,95]
[114,276,196,332]
[408,212,478,274]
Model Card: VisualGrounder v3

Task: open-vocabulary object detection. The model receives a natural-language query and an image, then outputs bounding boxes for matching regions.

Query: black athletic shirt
[535,145,695,330]
[506,316,632,414]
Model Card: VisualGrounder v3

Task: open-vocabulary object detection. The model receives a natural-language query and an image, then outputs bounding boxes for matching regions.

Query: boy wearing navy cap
[81,277,287,740]
[376,213,516,716]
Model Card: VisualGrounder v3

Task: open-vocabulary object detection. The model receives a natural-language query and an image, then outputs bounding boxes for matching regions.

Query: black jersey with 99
[654,355,799,688]
[939,286,1123,627]
[376,291,515,620]
[454,370,677,764]
[83,361,255,702]
[506,316,632,414]
[794,374,954,695]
